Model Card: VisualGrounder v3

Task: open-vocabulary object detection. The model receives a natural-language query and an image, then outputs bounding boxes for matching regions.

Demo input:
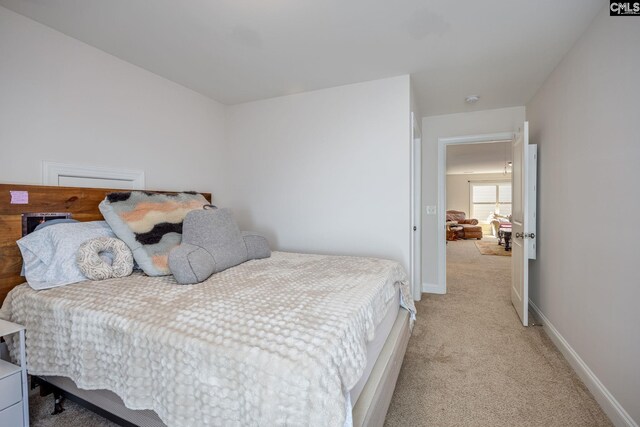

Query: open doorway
[436,133,514,294]
[444,139,515,316]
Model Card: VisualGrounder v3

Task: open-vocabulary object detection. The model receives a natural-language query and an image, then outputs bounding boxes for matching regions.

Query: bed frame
[0,183,410,427]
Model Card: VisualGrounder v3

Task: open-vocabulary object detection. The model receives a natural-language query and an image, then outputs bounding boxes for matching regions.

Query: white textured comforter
[1,251,415,427]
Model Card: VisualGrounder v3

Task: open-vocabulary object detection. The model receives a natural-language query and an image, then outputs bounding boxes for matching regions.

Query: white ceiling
[0,0,602,115]
[447,142,512,175]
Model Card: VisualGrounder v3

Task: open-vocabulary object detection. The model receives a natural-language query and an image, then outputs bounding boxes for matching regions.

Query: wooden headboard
[0,183,212,303]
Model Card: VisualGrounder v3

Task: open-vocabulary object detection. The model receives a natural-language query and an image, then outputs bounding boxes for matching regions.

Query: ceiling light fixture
[465,95,480,104]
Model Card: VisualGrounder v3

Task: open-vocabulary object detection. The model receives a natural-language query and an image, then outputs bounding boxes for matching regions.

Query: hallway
[385,239,611,426]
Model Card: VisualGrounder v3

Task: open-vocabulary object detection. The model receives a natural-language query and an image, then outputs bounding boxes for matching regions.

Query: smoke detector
[465,95,480,104]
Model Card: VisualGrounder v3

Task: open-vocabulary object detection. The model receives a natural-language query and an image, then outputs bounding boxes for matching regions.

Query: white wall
[527,6,639,426]
[0,6,416,289]
[0,6,226,193]
[421,107,525,290]
[223,76,412,270]
[446,172,510,215]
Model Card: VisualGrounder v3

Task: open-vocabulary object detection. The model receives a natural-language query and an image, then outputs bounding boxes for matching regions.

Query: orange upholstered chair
[445,210,483,240]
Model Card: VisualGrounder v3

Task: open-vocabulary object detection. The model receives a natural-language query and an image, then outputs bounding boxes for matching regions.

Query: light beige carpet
[474,239,512,256]
[384,239,611,427]
[29,386,116,427]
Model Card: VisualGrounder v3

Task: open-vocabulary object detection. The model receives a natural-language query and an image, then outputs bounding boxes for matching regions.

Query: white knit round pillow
[77,237,134,280]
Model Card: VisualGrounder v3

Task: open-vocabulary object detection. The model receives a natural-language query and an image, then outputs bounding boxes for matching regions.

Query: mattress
[38,289,400,427]
[39,290,402,427]
[350,289,399,405]
[2,251,415,427]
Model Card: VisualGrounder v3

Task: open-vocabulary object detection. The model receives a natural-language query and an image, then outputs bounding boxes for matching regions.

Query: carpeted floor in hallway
[384,238,611,426]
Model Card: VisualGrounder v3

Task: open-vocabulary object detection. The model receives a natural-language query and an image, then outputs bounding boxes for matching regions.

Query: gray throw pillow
[168,207,270,284]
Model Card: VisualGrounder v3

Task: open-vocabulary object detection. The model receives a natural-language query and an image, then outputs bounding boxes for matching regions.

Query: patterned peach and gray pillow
[99,191,208,276]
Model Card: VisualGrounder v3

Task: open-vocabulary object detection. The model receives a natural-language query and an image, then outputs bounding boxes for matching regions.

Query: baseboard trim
[529,301,637,427]
[422,283,445,294]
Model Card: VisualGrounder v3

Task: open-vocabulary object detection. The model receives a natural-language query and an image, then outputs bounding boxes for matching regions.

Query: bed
[0,183,415,427]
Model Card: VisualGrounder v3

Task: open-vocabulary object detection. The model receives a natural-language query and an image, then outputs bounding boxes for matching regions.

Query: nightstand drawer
[0,401,24,427]
[0,372,22,410]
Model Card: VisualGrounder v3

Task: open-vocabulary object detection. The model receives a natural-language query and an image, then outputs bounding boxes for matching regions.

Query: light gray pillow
[17,221,115,289]
[20,219,79,276]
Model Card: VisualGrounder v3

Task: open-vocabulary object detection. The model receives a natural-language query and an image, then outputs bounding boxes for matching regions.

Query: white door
[511,122,536,326]
[410,113,422,300]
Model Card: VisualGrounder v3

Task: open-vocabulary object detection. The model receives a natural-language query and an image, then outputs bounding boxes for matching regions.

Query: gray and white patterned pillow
[77,237,134,281]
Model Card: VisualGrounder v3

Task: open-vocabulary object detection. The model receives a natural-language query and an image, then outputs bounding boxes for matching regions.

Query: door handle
[515,232,535,239]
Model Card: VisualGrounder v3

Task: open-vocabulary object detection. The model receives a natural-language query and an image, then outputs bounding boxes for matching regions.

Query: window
[42,161,145,189]
[470,181,512,222]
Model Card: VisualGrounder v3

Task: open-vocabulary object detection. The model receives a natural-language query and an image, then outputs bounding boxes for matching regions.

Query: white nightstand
[0,319,28,427]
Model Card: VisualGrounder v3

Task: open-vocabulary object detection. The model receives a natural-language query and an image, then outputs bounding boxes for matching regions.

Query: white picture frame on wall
[42,161,145,190]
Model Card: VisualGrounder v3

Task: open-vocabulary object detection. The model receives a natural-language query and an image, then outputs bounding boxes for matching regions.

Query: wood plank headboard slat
[0,184,212,304]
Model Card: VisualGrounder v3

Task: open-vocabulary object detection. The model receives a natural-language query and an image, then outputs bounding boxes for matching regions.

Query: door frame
[435,132,514,294]
[410,112,423,301]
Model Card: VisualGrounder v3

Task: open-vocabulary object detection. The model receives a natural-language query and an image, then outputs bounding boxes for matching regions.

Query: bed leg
[52,390,66,415]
